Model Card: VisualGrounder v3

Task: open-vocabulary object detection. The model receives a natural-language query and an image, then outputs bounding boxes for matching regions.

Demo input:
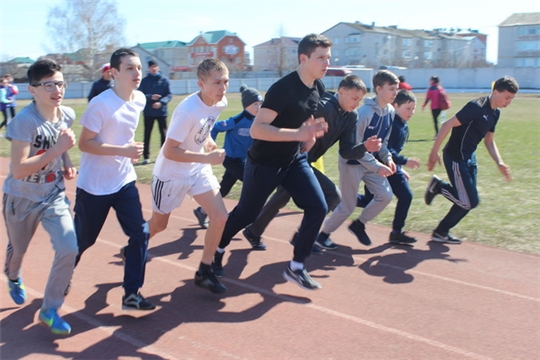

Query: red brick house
[187,30,246,71]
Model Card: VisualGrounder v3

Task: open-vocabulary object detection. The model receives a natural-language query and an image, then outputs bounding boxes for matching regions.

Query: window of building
[424,40,433,47]
[345,35,360,43]
[402,50,411,59]
[515,57,540,67]
[334,37,340,45]
[517,41,540,50]
[424,51,432,60]
[402,38,412,47]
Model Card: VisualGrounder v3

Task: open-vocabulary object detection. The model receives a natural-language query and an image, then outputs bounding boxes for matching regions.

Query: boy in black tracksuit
[357,90,421,244]
[242,75,381,252]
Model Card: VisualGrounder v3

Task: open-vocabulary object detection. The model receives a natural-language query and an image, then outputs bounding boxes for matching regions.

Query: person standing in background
[87,63,113,102]
[422,75,445,136]
[138,60,172,165]
[5,74,18,120]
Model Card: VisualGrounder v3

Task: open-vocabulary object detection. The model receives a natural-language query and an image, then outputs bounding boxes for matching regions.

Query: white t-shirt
[153,91,227,180]
[77,88,146,195]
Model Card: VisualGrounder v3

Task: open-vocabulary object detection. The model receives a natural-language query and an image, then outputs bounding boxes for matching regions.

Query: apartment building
[498,12,540,67]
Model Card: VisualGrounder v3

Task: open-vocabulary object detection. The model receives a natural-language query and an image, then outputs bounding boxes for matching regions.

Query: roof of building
[137,40,187,50]
[8,57,35,64]
[499,12,540,27]
[254,36,302,47]
[188,30,244,45]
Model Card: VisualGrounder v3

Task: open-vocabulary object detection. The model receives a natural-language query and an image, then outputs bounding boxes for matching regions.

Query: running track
[0,156,538,359]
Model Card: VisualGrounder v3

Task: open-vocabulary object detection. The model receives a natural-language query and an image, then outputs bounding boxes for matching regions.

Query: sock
[290,260,304,271]
[199,207,206,215]
[216,247,225,254]
[318,232,329,240]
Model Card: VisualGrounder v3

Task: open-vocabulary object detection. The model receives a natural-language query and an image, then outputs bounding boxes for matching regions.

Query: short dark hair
[493,76,519,94]
[393,90,416,106]
[398,75,406,83]
[297,33,332,63]
[430,75,440,84]
[338,74,367,93]
[27,59,62,85]
[197,58,228,81]
[373,70,399,91]
[110,48,138,71]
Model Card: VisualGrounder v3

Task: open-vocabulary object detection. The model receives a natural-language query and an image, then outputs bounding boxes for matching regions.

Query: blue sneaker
[39,308,71,335]
[8,277,26,305]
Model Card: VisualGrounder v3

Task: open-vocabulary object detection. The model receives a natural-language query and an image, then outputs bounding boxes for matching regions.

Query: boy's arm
[162,137,225,165]
[427,116,461,171]
[61,151,77,180]
[211,117,236,140]
[10,129,76,180]
[78,126,143,161]
[484,131,511,182]
[250,108,327,142]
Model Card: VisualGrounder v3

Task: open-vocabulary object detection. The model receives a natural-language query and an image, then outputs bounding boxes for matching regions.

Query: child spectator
[398,75,412,90]
[193,84,262,229]
[356,89,421,245]
[317,70,398,247]
[3,59,78,334]
[147,58,230,294]
[87,63,113,102]
[422,75,446,136]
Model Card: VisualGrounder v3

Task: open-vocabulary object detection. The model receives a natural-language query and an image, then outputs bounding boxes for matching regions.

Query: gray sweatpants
[321,161,392,234]
[3,189,78,310]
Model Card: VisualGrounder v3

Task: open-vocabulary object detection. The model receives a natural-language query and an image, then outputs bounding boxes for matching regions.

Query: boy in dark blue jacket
[357,90,421,244]
[193,85,262,228]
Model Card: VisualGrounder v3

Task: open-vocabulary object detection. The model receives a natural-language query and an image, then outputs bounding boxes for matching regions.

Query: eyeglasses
[32,81,68,92]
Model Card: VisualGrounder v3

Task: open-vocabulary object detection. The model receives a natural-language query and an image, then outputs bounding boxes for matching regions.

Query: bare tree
[46,0,126,80]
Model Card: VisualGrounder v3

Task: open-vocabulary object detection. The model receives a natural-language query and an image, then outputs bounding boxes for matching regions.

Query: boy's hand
[205,138,218,152]
[124,142,144,161]
[402,168,410,181]
[151,94,162,101]
[56,129,76,154]
[207,149,226,165]
[63,166,77,180]
[387,159,397,173]
[498,163,512,182]
[364,135,382,152]
[427,151,441,171]
[406,158,421,169]
[298,115,327,142]
[377,165,393,178]
[301,137,316,153]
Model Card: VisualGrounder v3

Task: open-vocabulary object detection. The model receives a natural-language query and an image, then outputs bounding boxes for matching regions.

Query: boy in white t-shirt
[74,48,155,311]
[148,58,229,294]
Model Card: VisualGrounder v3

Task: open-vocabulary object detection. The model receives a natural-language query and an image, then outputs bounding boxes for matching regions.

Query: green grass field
[1,91,539,254]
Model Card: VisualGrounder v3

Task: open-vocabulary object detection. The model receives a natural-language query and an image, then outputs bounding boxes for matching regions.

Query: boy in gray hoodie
[317,70,398,246]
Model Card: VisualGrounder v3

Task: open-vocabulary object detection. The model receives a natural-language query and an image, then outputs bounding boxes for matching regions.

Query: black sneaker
[283,266,321,290]
[195,270,227,294]
[424,175,442,205]
[389,231,417,245]
[432,231,462,244]
[242,227,267,250]
[193,207,209,229]
[314,232,338,250]
[348,220,371,246]
[212,251,224,277]
[119,245,127,261]
[122,293,156,310]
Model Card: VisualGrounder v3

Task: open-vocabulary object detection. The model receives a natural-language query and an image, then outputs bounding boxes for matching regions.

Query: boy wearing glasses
[2,59,78,335]
[74,48,155,311]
